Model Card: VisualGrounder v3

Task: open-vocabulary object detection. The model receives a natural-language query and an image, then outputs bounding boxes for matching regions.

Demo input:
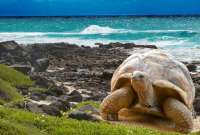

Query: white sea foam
[80,25,129,35]
[128,39,187,47]
[0,28,197,40]
[80,25,197,35]
[135,29,196,33]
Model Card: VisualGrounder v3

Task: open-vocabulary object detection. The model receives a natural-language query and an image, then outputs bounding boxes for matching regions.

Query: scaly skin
[163,98,193,133]
[100,86,136,121]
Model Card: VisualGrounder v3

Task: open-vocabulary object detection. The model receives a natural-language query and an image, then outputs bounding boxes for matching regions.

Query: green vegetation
[0,79,22,103]
[0,64,33,104]
[75,100,100,109]
[0,107,199,135]
[66,100,100,115]
[0,64,33,87]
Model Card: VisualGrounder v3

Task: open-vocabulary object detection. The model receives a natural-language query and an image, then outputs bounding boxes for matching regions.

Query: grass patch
[0,79,22,103]
[73,100,100,110]
[0,64,33,87]
[0,119,46,135]
[0,107,199,135]
[66,100,100,115]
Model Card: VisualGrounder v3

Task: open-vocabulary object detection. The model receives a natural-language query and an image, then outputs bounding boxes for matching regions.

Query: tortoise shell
[111,50,195,108]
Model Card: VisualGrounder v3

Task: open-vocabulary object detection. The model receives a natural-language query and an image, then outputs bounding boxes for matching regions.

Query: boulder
[9,64,32,74]
[68,90,83,102]
[0,41,27,65]
[0,41,21,52]
[40,104,61,116]
[30,92,47,101]
[79,105,100,115]
[34,58,49,72]
[50,100,70,111]
[68,111,99,121]
[30,74,53,88]
[25,102,44,114]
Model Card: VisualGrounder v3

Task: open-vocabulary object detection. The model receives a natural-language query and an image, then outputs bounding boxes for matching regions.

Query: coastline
[0,40,199,116]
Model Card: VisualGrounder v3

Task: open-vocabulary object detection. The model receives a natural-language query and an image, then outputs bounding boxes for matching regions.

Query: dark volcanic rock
[0,41,21,52]
[186,63,197,72]
[30,92,47,101]
[50,100,70,111]
[0,41,28,65]
[68,111,99,121]
[34,58,49,72]
[68,90,83,102]
[30,73,54,88]
[40,104,61,116]
[25,102,44,114]
[79,105,100,115]
[9,64,32,74]
[96,42,157,49]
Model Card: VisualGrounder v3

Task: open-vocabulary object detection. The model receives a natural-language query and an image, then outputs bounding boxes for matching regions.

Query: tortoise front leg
[163,98,193,133]
[100,86,136,121]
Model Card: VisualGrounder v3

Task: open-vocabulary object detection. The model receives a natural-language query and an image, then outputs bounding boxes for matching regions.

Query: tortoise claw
[107,113,118,121]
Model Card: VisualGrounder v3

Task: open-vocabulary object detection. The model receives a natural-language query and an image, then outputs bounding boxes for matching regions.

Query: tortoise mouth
[131,103,164,118]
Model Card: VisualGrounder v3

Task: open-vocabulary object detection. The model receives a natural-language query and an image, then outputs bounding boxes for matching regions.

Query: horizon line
[1,14,200,18]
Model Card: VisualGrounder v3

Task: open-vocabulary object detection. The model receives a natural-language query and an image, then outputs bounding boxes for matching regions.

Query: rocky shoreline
[0,40,200,117]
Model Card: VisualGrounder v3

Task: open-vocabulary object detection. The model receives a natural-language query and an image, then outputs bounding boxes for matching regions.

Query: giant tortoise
[100,50,195,133]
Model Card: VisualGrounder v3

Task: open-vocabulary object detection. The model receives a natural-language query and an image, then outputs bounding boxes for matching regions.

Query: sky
[0,0,200,16]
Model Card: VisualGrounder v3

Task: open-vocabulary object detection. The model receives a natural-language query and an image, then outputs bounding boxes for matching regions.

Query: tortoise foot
[163,98,193,134]
[101,112,118,121]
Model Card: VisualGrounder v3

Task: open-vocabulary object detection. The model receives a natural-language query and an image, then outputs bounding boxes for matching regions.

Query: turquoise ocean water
[0,17,200,61]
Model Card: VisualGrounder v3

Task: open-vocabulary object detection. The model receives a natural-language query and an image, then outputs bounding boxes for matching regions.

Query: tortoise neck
[131,80,157,107]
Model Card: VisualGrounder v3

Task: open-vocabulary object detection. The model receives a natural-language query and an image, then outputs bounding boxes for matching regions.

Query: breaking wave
[80,25,129,35]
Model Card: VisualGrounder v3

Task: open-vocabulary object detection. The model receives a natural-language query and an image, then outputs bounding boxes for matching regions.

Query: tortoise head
[132,71,149,82]
[131,71,150,90]
[131,71,156,107]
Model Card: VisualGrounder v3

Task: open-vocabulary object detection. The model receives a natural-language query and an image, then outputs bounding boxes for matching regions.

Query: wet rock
[68,90,83,102]
[34,58,49,72]
[186,63,197,72]
[68,111,99,121]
